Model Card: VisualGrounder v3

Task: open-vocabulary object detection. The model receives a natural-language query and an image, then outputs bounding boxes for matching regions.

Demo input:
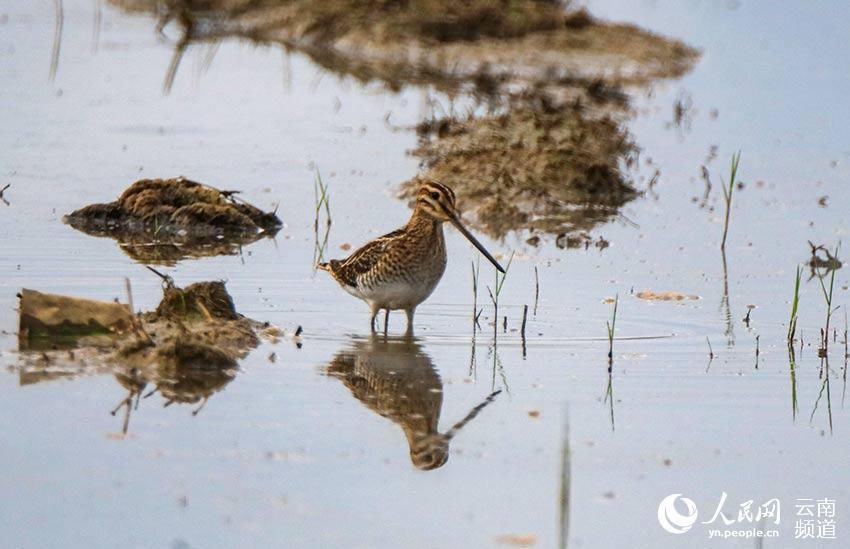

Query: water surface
[1,1,849,547]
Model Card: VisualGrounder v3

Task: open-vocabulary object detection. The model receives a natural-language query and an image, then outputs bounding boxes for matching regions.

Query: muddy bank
[16,278,280,422]
[64,177,281,264]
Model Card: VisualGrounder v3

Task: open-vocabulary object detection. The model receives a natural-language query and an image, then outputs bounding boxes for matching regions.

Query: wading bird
[318,181,504,332]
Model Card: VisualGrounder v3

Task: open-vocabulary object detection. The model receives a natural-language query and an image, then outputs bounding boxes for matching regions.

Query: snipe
[318,181,504,332]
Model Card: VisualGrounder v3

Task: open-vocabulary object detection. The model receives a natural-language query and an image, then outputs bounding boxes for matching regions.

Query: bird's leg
[110,394,131,416]
[121,401,132,435]
[192,396,209,416]
[383,309,390,335]
[404,307,415,335]
[369,303,379,332]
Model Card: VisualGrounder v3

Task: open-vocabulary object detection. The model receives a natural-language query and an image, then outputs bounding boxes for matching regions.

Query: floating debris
[635,290,700,301]
[808,240,842,277]
[495,533,537,547]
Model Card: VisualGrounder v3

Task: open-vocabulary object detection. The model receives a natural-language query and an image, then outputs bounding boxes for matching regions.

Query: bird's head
[410,434,450,470]
[415,180,459,222]
[415,180,505,273]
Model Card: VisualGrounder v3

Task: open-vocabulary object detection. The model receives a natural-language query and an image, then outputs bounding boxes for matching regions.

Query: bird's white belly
[359,279,439,310]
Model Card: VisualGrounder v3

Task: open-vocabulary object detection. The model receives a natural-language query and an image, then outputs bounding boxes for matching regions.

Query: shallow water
[2,1,850,547]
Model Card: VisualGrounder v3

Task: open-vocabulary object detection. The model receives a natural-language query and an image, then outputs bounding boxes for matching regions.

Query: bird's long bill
[449,215,505,273]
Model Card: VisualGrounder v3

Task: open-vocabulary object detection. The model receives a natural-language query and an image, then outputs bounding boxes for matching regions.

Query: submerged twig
[468,327,478,378]
[558,407,571,549]
[720,248,735,346]
[816,244,840,357]
[841,308,850,408]
[520,304,528,358]
[754,335,760,369]
[810,357,833,434]
[788,342,798,421]
[603,372,615,432]
[92,0,102,52]
[471,258,481,329]
[533,266,540,316]
[706,336,714,372]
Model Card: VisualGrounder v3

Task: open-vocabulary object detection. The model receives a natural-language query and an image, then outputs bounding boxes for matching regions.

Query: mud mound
[402,100,638,239]
[64,177,281,263]
[20,279,266,361]
[66,177,280,235]
[154,281,239,321]
[16,279,278,422]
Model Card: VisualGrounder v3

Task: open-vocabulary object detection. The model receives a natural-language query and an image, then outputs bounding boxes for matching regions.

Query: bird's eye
[430,191,440,200]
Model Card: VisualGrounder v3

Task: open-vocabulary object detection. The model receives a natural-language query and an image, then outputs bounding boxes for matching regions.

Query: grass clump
[720,151,741,250]
[787,265,802,343]
[487,252,515,340]
[606,294,618,370]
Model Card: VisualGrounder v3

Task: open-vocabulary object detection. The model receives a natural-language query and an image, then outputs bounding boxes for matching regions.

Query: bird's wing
[330,228,405,288]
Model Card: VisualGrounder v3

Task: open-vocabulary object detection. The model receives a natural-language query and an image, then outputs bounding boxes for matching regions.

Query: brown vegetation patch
[64,177,281,264]
[154,281,239,321]
[401,100,638,239]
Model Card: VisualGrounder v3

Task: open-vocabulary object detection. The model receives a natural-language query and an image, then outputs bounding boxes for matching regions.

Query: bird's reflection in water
[325,334,500,470]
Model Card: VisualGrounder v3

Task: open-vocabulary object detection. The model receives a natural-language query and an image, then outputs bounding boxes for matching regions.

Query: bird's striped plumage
[318,181,503,332]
